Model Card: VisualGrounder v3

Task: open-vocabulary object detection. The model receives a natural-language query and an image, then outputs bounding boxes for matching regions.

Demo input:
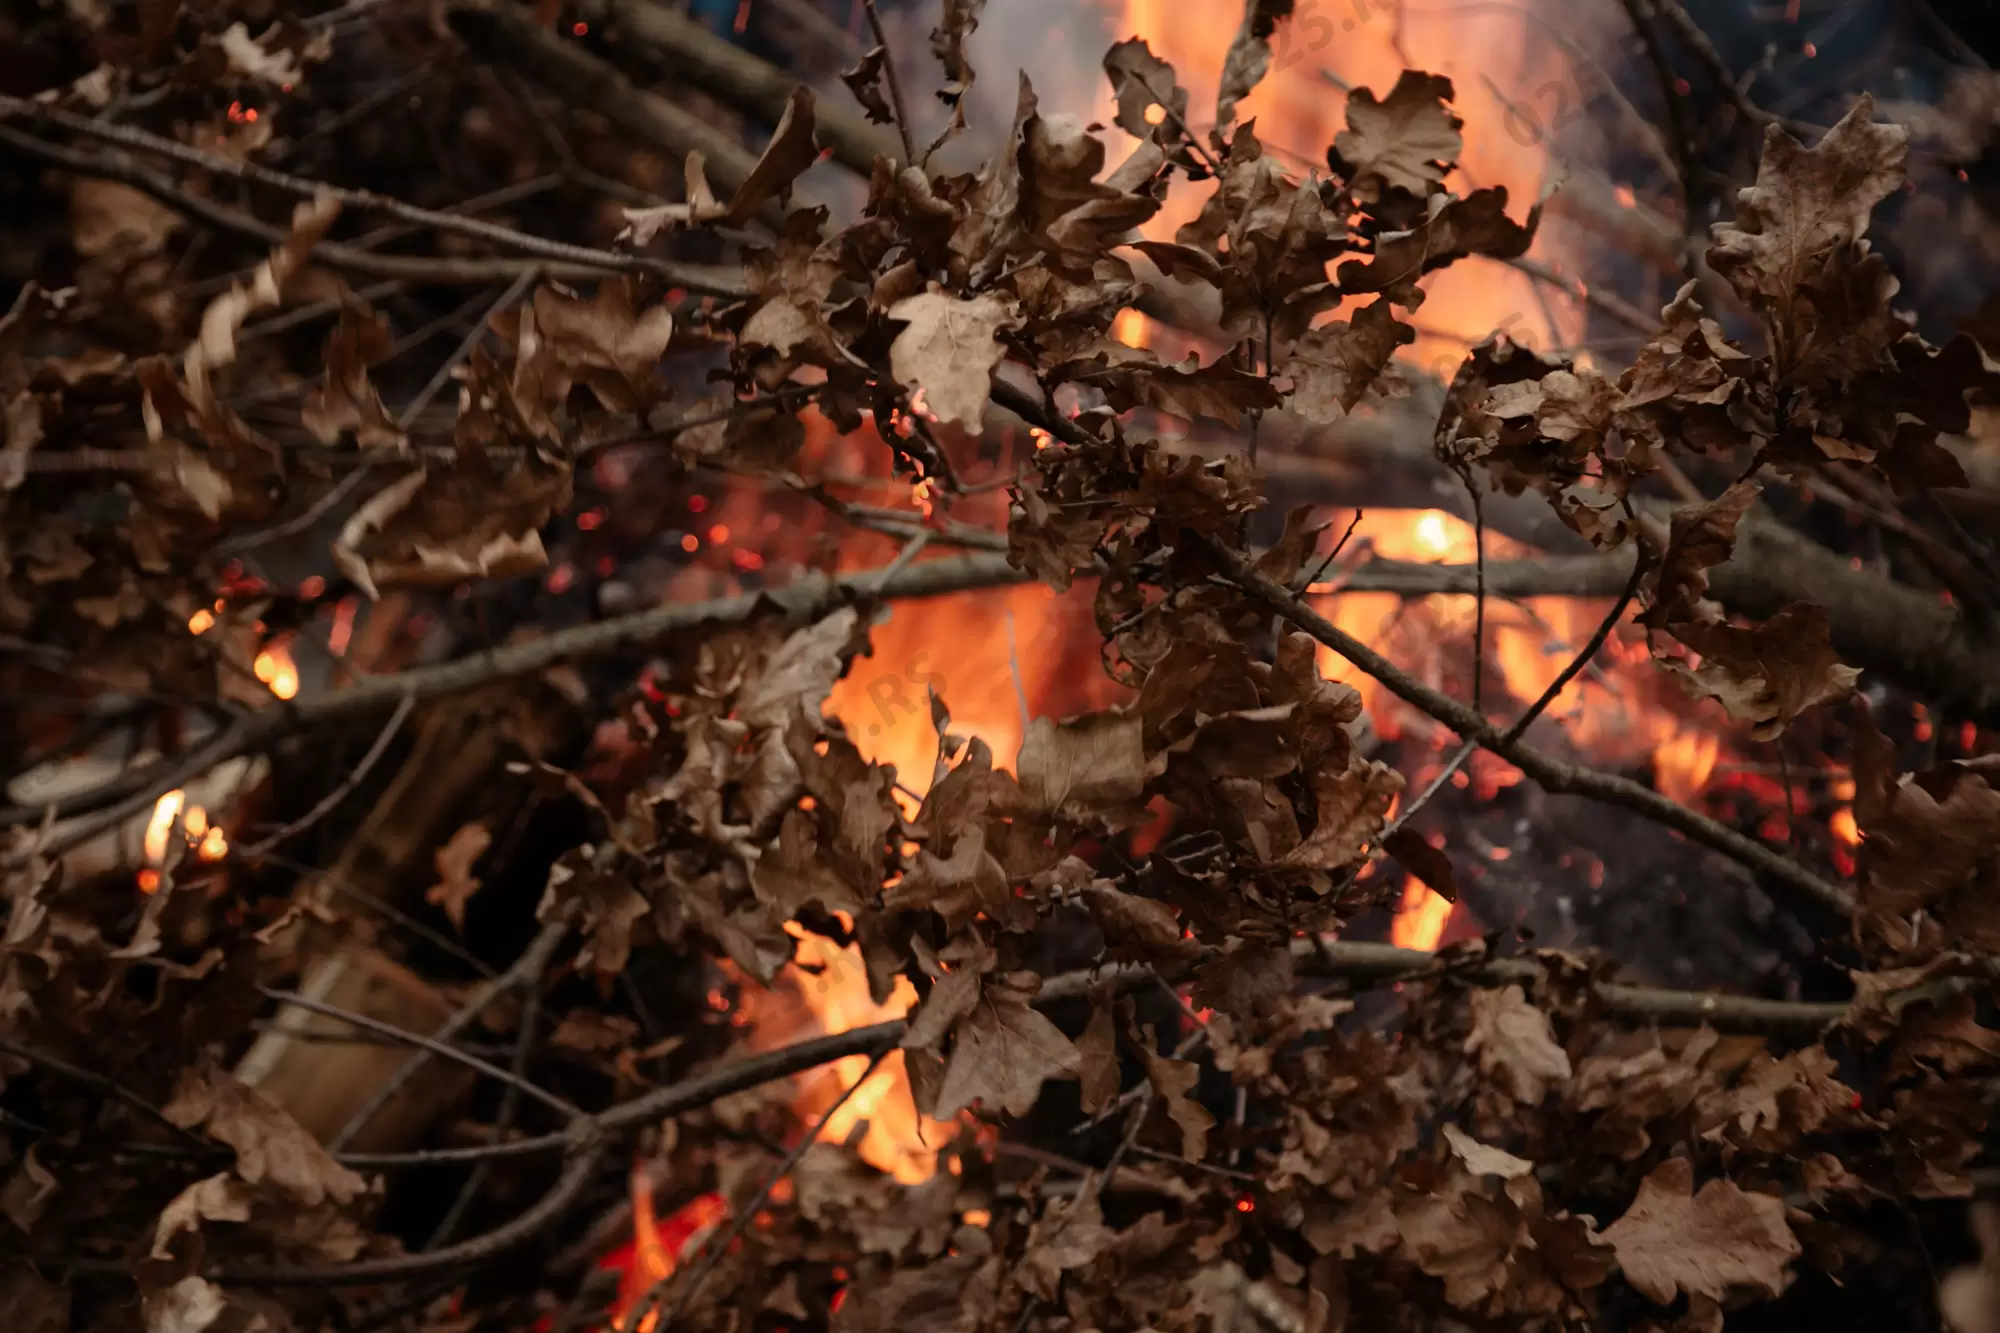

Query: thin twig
[1385,545,1651,839]
[257,986,580,1120]
[398,269,538,428]
[1004,607,1033,739]
[328,916,575,1151]
[237,694,414,857]
[0,110,745,295]
[1206,538,1854,918]
[860,0,916,164]
[426,964,552,1250]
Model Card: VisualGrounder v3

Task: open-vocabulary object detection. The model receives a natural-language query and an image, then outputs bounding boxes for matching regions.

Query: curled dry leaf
[1280,299,1416,423]
[1602,1157,1800,1304]
[841,45,894,126]
[161,1061,367,1207]
[1442,1124,1534,1179]
[301,304,406,452]
[1642,481,1760,630]
[1664,601,1860,741]
[426,821,492,931]
[1103,38,1188,146]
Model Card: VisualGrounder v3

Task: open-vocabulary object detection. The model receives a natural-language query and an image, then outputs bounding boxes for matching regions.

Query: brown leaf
[1215,0,1294,131]
[302,304,406,451]
[1017,708,1149,828]
[841,45,895,126]
[1191,940,1295,1023]
[1707,95,1907,316]
[539,846,652,978]
[885,288,1019,432]
[1076,993,1120,1114]
[620,153,726,242]
[932,972,1082,1118]
[929,0,987,105]
[162,1061,367,1206]
[1103,38,1188,145]
[1082,878,1199,961]
[1281,299,1416,423]
[1335,188,1540,310]
[1018,1189,1115,1299]
[1852,699,2000,931]
[331,467,554,600]
[1333,71,1463,201]
[901,955,983,1055]
[1278,757,1404,871]
[425,821,492,931]
[1134,1021,1213,1160]
[0,1263,66,1333]
[1664,602,1860,740]
[1642,481,1761,630]
[1464,984,1571,1103]
[1695,1046,1862,1153]
[1383,827,1458,903]
[1441,1124,1533,1178]
[1602,1157,1800,1304]
[727,86,822,224]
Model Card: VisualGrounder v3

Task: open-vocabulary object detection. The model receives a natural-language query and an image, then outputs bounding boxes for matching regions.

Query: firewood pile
[2,1,1999,1331]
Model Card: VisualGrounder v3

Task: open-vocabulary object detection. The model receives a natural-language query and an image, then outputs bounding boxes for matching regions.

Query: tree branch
[0,99,746,296]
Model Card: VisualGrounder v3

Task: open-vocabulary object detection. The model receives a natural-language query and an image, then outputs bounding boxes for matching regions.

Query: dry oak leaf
[1642,481,1761,630]
[301,303,405,451]
[931,971,1082,1118]
[1707,95,1907,313]
[1018,1189,1116,1300]
[1280,299,1416,423]
[1464,984,1572,1104]
[1442,1124,1534,1179]
[1333,70,1464,201]
[1075,994,1121,1114]
[885,288,1020,433]
[1017,708,1150,829]
[426,821,492,931]
[1602,1157,1800,1304]
[1133,1020,1214,1160]
[1277,756,1404,871]
[1665,601,1859,741]
[1103,37,1189,145]
[162,1061,367,1207]
[1853,701,2000,925]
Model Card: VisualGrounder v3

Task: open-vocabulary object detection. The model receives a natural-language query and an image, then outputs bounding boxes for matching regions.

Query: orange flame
[138,788,229,891]
[254,641,300,700]
[599,1165,726,1333]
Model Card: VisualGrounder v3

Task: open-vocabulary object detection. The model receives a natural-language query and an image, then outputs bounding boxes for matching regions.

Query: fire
[188,602,300,699]
[1111,307,1151,348]
[1391,872,1455,952]
[254,641,300,700]
[598,1166,725,1333]
[1107,0,1583,370]
[736,924,947,1184]
[138,788,229,891]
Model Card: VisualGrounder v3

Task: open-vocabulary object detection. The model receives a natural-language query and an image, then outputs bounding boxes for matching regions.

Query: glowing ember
[254,641,300,700]
[600,1165,726,1333]
[139,788,228,890]
[1111,307,1151,349]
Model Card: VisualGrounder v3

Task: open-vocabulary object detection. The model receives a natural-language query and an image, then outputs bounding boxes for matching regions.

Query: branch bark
[582,0,900,176]
[450,4,803,219]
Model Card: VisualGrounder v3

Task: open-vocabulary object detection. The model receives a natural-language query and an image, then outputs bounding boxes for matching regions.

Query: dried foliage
[0,4,1997,1333]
